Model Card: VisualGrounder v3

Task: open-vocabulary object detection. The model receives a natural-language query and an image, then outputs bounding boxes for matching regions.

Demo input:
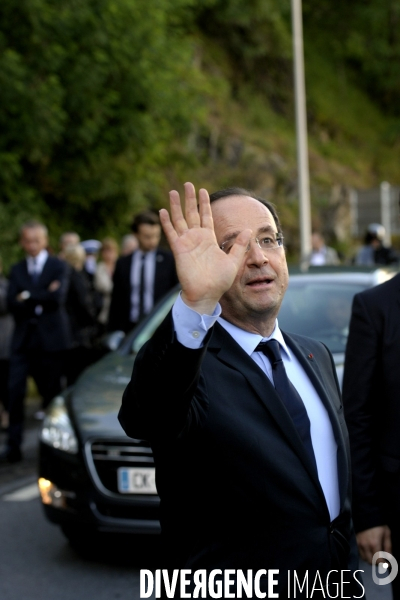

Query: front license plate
[117,467,157,494]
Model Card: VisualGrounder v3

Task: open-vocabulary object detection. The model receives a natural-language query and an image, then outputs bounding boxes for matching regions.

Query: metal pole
[291,0,312,270]
[380,181,392,246]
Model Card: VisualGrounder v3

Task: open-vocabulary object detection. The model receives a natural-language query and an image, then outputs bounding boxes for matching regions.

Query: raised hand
[160,182,251,314]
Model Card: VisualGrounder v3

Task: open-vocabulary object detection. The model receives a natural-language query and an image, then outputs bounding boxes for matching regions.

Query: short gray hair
[19,220,48,237]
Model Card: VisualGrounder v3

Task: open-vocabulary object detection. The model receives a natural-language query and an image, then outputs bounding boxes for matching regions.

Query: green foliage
[0,0,203,267]
[195,0,293,113]
[303,0,400,114]
[1,0,400,269]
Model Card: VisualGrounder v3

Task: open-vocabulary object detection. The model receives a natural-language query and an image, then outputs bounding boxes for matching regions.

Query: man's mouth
[246,277,274,287]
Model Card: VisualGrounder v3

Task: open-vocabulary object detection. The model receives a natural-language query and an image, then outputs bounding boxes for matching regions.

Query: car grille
[87,439,155,496]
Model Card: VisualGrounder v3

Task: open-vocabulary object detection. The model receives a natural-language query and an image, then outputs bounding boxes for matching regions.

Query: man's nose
[246,239,268,265]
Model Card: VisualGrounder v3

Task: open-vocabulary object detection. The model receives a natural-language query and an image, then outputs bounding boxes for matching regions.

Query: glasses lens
[221,234,283,253]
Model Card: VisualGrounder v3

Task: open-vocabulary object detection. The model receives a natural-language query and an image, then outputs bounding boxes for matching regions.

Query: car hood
[71,352,135,440]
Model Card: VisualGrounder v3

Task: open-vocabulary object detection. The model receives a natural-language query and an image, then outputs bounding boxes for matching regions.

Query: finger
[228,228,253,262]
[159,208,179,248]
[383,528,392,554]
[169,190,188,235]
[184,182,201,229]
[198,188,214,231]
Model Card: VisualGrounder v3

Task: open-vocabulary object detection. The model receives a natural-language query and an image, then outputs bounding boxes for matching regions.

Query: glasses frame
[220,232,284,254]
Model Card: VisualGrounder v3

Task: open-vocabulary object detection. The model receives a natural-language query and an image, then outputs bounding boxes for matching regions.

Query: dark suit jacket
[7,255,71,353]
[119,313,357,594]
[342,273,400,533]
[65,266,97,347]
[108,249,178,333]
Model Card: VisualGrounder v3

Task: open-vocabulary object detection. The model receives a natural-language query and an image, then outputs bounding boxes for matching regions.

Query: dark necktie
[138,253,146,321]
[31,258,39,285]
[255,339,318,473]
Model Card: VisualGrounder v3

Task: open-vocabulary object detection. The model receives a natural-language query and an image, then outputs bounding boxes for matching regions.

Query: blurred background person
[120,233,138,256]
[355,223,398,266]
[80,239,103,318]
[108,210,178,333]
[94,237,119,334]
[306,231,340,266]
[1,221,70,463]
[0,257,14,430]
[81,239,101,283]
[58,231,80,260]
[64,244,98,386]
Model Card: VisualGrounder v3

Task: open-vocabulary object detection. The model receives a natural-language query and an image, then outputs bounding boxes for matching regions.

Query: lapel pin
[308,353,313,360]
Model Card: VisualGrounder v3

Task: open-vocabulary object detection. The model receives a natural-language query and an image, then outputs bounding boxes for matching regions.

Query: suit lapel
[122,253,134,291]
[36,255,50,285]
[22,259,35,288]
[154,251,165,296]
[208,324,326,503]
[22,260,30,283]
[282,332,349,509]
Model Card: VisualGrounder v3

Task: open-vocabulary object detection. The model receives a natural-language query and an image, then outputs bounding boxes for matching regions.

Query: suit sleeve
[30,260,68,308]
[119,310,210,442]
[342,293,384,532]
[7,260,68,324]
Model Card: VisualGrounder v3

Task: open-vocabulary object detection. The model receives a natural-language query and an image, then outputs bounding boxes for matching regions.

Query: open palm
[160,182,251,313]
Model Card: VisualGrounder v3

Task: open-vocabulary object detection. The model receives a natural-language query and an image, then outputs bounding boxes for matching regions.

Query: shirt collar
[217,316,292,360]
[137,249,156,260]
[27,249,48,270]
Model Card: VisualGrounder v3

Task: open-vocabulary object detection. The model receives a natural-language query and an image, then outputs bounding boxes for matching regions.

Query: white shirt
[26,249,48,315]
[27,249,48,277]
[172,293,340,521]
[130,250,156,323]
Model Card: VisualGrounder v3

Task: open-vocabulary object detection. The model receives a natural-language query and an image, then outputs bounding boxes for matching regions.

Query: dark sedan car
[38,266,397,543]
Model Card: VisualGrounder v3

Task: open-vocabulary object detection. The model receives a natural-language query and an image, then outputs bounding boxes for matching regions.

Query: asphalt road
[0,397,394,600]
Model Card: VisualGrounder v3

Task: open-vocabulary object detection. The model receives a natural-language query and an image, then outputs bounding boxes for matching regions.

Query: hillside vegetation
[1,0,399,266]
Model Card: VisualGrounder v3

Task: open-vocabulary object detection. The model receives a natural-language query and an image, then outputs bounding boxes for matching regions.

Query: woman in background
[94,237,119,334]
[64,244,98,385]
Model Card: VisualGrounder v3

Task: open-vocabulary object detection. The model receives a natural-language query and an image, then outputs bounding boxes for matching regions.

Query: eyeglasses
[220,233,284,255]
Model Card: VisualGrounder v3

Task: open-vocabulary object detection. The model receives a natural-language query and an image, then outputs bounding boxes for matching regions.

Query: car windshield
[128,278,371,357]
[130,289,180,354]
[278,280,368,354]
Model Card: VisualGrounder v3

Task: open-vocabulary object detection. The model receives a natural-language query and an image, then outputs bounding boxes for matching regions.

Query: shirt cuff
[172,292,221,349]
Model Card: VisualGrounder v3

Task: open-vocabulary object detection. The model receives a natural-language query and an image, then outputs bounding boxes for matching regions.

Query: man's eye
[261,237,273,245]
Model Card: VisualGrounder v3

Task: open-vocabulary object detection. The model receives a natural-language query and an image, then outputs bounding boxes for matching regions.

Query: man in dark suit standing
[0,221,70,463]
[119,184,360,597]
[108,210,178,333]
[343,272,400,597]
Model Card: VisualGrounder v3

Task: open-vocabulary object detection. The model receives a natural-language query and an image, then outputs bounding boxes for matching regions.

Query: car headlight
[40,395,78,454]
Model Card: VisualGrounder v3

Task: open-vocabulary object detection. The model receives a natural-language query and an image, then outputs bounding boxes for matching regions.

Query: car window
[130,289,180,354]
[278,281,367,354]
